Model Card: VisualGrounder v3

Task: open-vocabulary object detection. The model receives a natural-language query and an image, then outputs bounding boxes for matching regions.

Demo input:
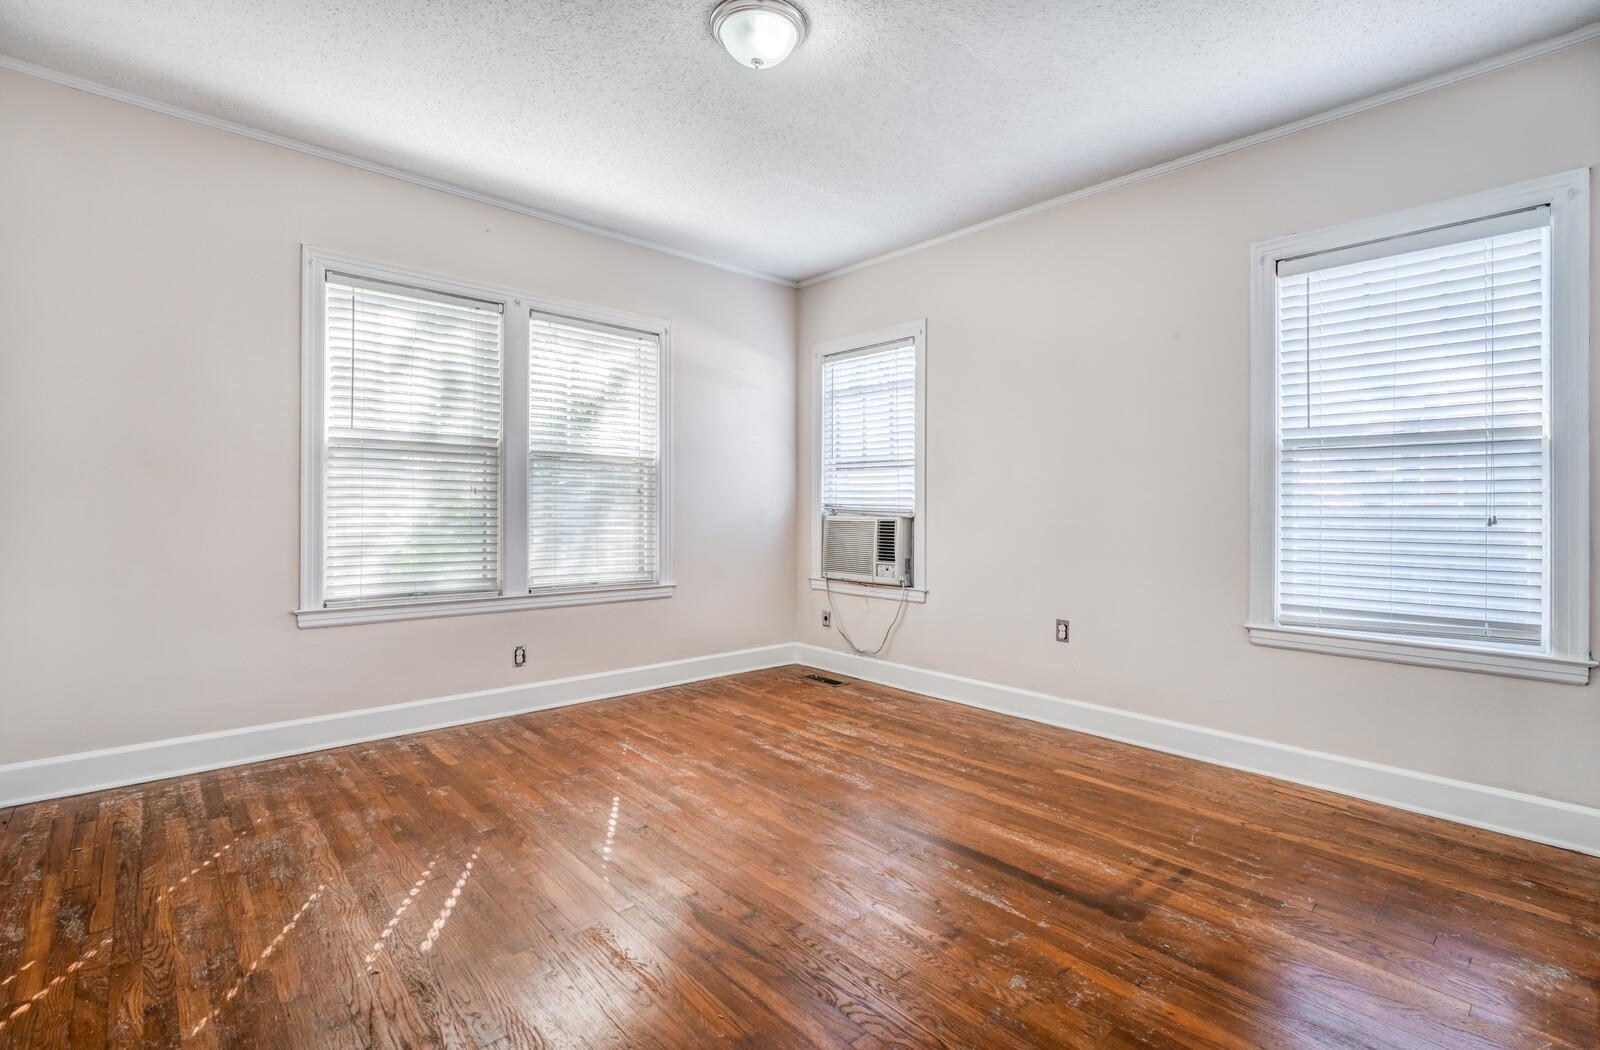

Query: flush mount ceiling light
[711,0,808,70]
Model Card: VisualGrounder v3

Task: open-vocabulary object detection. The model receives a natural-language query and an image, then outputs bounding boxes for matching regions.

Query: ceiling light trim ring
[710,0,808,70]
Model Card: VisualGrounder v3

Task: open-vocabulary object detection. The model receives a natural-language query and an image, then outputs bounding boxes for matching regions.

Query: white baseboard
[8,641,1597,858]
[0,644,797,808]
[796,644,1600,858]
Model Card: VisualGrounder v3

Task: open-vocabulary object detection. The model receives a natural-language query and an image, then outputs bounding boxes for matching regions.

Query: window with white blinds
[322,276,503,606]
[300,249,675,626]
[527,312,662,592]
[1274,213,1551,648]
[821,339,917,515]
[1250,173,1590,682]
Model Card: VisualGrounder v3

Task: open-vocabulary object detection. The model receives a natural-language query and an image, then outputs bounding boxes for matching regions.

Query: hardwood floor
[1,666,1596,1048]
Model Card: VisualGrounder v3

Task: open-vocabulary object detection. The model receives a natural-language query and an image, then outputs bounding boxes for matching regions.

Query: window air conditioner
[822,514,913,587]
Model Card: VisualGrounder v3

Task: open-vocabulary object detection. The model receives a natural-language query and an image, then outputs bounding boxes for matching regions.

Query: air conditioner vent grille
[876,519,896,562]
[823,517,875,576]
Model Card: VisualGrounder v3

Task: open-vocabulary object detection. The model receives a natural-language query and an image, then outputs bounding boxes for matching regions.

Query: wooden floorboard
[1,665,1596,1048]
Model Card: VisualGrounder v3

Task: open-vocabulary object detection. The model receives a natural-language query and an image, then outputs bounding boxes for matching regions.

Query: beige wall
[796,41,1600,808]
[4,41,1598,812]
[0,70,797,764]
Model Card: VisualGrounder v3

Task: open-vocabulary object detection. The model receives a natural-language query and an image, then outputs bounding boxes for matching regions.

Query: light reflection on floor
[602,794,620,882]
[160,817,261,902]
[419,849,480,954]
[1,824,492,1041]
[0,817,269,1034]
[0,936,112,1032]
[366,857,439,966]
[186,883,327,1039]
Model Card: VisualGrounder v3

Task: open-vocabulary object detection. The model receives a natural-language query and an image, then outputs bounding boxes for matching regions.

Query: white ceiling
[2,1,1596,283]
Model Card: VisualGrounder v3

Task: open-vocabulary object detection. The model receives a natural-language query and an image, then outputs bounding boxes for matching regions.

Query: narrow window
[812,321,927,598]
[821,339,917,516]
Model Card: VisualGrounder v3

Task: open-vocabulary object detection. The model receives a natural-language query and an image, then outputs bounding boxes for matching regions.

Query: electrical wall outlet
[821,610,831,628]
[1055,619,1070,643]
[513,645,527,667]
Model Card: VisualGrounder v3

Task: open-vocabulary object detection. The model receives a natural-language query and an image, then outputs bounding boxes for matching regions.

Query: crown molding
[4,21,1596,292]
[0,54,799,289]
[798,21,1600,287]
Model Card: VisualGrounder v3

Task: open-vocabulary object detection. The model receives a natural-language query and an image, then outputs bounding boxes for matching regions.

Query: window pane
[822,340,916,515]
[323,279,502,605]
[527,313,661,591]
[1276,223,1548,646]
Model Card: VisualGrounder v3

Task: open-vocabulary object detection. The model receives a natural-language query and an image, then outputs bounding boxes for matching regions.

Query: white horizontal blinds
[1276,213,1549,647]
[323,276,503,605]
[527,311,661,591]
[822,339,916,515]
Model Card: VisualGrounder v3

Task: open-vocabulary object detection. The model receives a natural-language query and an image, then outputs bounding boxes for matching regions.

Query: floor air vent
[802,673,846,686]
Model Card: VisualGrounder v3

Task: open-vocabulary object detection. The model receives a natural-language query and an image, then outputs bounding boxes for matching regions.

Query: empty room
[2,2,1599,1047]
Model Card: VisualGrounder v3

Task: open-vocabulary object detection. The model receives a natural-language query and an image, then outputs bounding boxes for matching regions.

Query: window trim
[809,319,928,602]
[297,246,673,628]
[1246,170,1592,683]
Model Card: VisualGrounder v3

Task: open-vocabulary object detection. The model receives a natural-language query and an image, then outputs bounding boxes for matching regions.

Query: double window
[298,249,670,626]
[1249,172,1591,683]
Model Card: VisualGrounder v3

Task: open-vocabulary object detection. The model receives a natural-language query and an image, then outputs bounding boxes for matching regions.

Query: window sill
[1244,623,1595,685]
[809,578,928,604]
[295,583,675,628]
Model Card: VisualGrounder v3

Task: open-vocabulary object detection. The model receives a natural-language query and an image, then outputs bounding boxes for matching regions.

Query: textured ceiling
[2,1,1597,282]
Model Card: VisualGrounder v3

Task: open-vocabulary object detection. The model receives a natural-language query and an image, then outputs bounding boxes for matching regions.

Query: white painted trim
[299,246,327,615]
[0,644,795,808]
[794,645,1600,857]
[7,644,1598,856]
[0,54,797,289]
[8,24,1593,290]
[1245,624,1596,685]
[797,22,1600,287]
[809,320,929,592]
[811,320,926,360]
[295,583,676,628]
[807,578,927,604]
[299,246,675,625]
[1246,170,1591,682]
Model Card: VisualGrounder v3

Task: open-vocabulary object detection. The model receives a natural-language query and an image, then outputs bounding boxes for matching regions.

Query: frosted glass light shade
[711,0,807,70]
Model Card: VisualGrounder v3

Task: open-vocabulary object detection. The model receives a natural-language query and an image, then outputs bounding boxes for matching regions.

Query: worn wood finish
[1,666,1597,1048]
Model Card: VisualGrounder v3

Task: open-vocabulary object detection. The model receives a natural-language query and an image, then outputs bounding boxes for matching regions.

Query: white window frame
[296,246,673,627]
[810,319,929,603]
[1247,170,1592,684]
